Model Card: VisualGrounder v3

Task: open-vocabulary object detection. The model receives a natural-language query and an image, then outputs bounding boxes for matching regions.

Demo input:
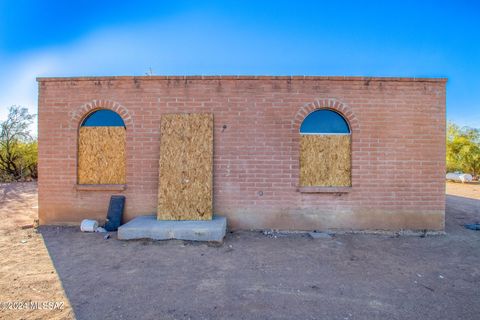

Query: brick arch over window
[291,98,358,190]
[70,100,133,129]
[74,100,130,187]
[292,98,358,133]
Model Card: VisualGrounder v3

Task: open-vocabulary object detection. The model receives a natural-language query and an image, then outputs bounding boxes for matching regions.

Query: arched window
[299,109,351,187]
[81,109,126,127]
[78,109,126,185]
[300,109,350,134]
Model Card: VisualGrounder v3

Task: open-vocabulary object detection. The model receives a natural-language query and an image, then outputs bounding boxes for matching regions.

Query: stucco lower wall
[37,76,446,231]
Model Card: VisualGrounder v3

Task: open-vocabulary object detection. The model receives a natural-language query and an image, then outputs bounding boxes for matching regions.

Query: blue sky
[0,0,479,133]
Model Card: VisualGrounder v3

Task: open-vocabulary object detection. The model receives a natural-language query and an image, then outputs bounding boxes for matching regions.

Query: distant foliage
[0,106,37,182]
[446,122,480,177]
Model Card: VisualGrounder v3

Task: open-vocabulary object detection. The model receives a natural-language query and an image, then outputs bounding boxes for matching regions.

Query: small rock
[20,239,27,243]
[262,229,279,238]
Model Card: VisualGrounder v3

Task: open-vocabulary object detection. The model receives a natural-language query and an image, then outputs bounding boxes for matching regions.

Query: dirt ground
[0,181,479,320]
[0,183,74,319]
[446,180,480,199]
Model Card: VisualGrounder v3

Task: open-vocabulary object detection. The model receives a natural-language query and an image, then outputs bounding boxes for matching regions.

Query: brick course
[37,76,446,230]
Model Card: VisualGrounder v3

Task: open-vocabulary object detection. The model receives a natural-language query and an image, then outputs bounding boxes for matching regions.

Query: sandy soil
[0,182,479,320]
[446,181,480,199]
[0,183,74,320]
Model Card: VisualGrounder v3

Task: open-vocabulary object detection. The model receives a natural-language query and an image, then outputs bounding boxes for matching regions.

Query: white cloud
[0,53,57,135]
[0,12,286,133]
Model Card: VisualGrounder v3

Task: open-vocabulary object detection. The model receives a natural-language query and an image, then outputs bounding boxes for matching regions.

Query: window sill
[76,184,127,191]
[297,186,351,193]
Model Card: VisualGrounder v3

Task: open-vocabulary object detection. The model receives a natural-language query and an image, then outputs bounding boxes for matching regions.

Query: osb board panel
[300,135,351,187]
[78,127,126,184]
[157,113,213,220]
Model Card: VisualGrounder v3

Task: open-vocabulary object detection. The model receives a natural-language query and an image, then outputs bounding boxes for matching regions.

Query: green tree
[0,106,37,181]
[446,122,480,177]
[16,140,38,179]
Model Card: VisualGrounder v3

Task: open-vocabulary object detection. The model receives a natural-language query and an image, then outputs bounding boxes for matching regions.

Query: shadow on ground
[40,196,480,320]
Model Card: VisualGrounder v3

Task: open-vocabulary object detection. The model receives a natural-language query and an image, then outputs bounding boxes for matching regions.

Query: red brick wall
[37,76,446,231]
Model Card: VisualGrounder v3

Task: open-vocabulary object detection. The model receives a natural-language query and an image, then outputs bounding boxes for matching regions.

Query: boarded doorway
[157,113,213,220]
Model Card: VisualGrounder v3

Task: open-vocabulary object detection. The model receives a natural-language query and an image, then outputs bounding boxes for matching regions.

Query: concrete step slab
[118,215,227,242]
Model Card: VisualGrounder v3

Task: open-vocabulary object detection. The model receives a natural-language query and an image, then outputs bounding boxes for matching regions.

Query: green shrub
[0,106,37,181]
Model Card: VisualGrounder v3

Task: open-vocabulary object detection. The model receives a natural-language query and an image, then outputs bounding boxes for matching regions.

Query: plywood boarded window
[78,109,126,184]
[299,109,351,187]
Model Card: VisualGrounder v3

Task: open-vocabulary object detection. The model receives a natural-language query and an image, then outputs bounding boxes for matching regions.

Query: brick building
[37,76,446,231]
